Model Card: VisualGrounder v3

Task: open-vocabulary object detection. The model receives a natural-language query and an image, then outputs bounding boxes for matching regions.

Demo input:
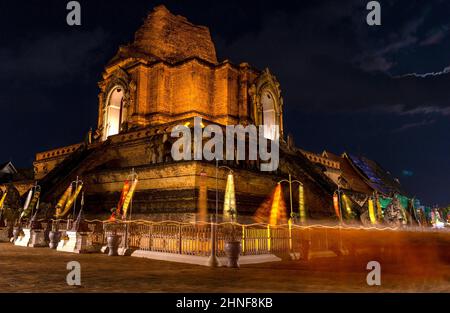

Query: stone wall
[82,160,278,218]
[98,58,259,132]
[133,5,218,65]
[34,143,83,179]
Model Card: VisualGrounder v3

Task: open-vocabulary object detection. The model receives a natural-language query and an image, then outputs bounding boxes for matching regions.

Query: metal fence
[19,219,448,260]
[98,220,344,258]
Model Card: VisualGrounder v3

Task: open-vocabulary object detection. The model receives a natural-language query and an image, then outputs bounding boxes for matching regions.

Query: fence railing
[13,219,449,260]
[99,220,351,257]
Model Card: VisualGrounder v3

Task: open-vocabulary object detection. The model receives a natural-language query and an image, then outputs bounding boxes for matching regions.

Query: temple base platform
[57,231,98,254]
[14,228,31,247]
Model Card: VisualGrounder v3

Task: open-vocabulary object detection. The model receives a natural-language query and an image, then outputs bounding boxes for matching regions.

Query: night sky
[0,0,449,205]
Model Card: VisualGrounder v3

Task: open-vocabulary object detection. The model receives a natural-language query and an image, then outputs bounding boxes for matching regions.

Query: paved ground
[0,243,449,292]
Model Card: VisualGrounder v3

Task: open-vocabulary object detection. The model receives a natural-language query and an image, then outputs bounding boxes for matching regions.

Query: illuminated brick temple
[25,6,340,221]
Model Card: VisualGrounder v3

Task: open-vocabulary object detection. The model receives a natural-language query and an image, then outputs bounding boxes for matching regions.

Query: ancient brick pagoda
[32,5,335,221]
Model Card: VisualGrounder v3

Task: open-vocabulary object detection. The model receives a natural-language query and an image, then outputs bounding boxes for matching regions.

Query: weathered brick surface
[133,5,217,64]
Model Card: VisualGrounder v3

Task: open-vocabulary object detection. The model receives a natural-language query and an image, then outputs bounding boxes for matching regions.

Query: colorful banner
[341,193,353,217]
[253,184,286,225]
[333,193,341,219]
[122,178,138,219]
[375,197,383,221]
[20,190,40,221]
[22,189,33,215]
[368,199,377,224]
[299,184,306,223]
[395,194,409,223]
[64,184,83,213]
[117,180,130,213]
[28,191,40,215]
[379,197,392,209]
[269,184,287,225]
[110,179,130,220]
[0,191,7,209]
[55,183,83,218]
[55,185,73,217]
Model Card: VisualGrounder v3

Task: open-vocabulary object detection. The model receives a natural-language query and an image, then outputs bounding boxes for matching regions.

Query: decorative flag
[253,184,286,225]
[223,173,236,222]
[27,190,40,215]
[342,193,352,216]
[268,184,287,225]
[122,178,138,219]
[368,199,377,224]
[112,179,130,220]
[117,180,130,212]
[55,185,73,217]
[409,198,419,224]
[376,198,383,221]
[63,184,83,213]
[21,189,33,217]
[20,189,40,221]
[395,195,409,224]
[379,197,392,209]
[299,184,306,223]
[55,184,83,218]
[333,193,341,219]
[0,191,7,209]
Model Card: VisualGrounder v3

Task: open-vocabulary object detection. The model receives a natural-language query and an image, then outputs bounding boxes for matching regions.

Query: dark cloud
[392,119,436,133]
[420,27,448,46]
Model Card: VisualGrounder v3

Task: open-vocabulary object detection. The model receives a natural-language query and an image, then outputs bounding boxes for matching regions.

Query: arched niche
[103,86,126,140]
[97,67,136,142]
[249,69,284,141]
[260,89,278,140]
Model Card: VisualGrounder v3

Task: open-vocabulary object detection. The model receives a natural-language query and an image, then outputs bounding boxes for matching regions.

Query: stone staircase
[39,142,109,204]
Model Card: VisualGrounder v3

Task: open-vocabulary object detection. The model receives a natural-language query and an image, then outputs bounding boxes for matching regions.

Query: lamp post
[70,176,83,229]
[277,174,302,223]
[208,160,220,267]
[208,160,234,267]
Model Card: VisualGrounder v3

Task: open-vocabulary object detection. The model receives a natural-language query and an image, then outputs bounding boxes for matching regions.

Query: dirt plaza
[0,243,448,293]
